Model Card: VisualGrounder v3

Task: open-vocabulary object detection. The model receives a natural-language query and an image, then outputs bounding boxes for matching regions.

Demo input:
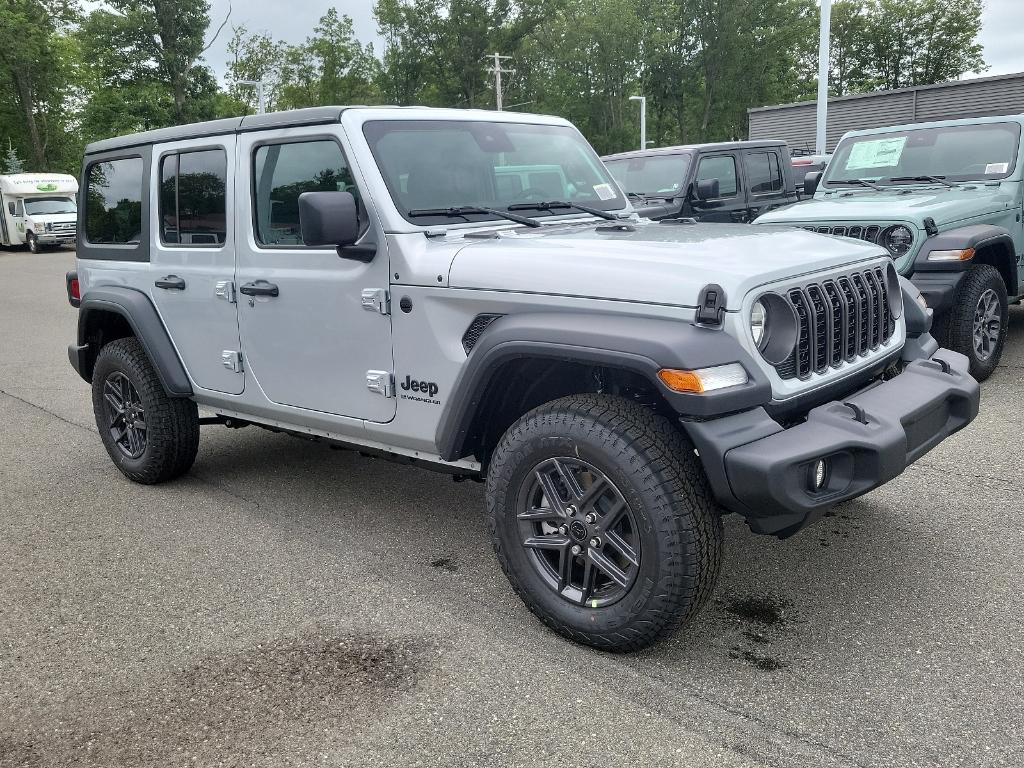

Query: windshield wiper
[407,205,540,228]
[884,175,956,188]
[506,200,617,220]
[827,178,885,191]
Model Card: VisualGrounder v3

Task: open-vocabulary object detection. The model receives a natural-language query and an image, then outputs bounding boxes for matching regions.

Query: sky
[202,0,1024,84]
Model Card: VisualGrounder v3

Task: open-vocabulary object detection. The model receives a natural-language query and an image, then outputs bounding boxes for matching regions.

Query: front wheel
[486,394,723,652]
[934,264,1008,381]
[26,233,40,254]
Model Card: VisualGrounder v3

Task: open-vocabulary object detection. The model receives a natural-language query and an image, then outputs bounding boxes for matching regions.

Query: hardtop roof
[602,139,787,162]
[83,105,577,155]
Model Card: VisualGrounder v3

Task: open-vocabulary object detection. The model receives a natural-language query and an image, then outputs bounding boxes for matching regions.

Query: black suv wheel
[935,264,1008,382]
[486,394,723,651]
[91,337,200,484]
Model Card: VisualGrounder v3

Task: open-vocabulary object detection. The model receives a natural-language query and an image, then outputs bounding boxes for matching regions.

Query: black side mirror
[299,191,360,247]
[695,178,719,201]
[803,171,823,197]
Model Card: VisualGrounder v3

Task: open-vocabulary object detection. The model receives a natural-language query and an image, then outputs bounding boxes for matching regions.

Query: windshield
[823,122,1021,187]
[24,196,77,215]
[604,153,691,197]
[363,120,625,225]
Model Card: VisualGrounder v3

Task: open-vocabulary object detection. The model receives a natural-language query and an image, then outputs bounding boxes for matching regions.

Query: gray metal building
[748,71,1024,152]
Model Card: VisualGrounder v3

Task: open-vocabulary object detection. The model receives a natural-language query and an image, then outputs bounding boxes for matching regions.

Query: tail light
[66,271,81,308]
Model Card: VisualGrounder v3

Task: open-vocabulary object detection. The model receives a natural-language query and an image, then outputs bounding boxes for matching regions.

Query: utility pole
[237,79,267,114]
[630,96,647,151]
[484,53,515,110]
[815,0,832,155]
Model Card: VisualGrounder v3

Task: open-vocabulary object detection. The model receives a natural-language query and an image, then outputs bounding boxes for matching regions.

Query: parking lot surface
[1,247,1022,767]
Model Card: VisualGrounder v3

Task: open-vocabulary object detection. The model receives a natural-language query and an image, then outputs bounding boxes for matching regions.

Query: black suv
[603,140,799,223]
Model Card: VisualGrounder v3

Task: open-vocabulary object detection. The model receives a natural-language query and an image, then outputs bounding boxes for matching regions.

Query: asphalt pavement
[1,247,1021,767]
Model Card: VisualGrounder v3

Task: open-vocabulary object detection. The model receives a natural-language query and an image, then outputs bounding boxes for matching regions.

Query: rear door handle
[155,275,186,290]
[239,280,280,297]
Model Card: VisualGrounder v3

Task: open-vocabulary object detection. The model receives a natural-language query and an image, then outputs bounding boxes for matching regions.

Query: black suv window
[159,149,227,246]
[253,140,358,247]
[747,152,783,195]
[85,157,144,244]
[696,155,738,197]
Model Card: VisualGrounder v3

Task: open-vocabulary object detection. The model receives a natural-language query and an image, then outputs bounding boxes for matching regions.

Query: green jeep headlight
[879,225,914,258]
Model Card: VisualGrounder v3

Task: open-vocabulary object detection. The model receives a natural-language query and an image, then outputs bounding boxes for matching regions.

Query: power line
[484,52,515,110]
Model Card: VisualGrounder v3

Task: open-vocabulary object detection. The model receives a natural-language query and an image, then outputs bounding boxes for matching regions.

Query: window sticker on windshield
[985,162,1009,174]
[593,183,615,200]
[845,137,907,171]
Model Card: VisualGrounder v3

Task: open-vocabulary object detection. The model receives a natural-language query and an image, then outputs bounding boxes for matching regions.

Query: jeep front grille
[774,267,895,380]
[804,224,880,244]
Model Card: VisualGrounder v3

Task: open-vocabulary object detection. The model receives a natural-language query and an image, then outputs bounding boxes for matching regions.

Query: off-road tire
[486,393,723,652]
[933,264,1007,382]
[91,337,200,484]
[26,232,40,254]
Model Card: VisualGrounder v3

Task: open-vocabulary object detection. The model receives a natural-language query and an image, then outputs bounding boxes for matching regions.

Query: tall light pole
[485,53,515,110]
[630,96,646,152]
[237,79,266,115]
[815,0,832,155]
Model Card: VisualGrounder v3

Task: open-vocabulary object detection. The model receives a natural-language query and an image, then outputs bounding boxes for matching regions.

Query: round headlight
[880,225,914,258]
[751,299,767,347]
[751,293,799,366]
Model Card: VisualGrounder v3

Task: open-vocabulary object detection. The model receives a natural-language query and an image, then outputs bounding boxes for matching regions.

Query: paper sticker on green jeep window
[844,137,907,171]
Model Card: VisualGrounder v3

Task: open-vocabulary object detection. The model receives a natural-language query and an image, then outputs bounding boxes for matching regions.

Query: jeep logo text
[400,375,439,399]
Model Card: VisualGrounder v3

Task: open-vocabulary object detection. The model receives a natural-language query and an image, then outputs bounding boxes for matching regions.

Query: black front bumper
[685,348,979,536]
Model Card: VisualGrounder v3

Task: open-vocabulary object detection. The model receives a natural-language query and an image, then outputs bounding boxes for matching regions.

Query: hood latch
[695,283,726,326]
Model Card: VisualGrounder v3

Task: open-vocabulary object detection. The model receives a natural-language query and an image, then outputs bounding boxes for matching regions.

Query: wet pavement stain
[430,557,458,572]
[728,648,786,672]
[9,632,431,768]
[724,594,790,626]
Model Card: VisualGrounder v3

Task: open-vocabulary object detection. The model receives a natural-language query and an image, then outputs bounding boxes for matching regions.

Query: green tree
[79,0,228,135]
[0,0,79,169]
[225,24,283,112]
[3,139,26,173]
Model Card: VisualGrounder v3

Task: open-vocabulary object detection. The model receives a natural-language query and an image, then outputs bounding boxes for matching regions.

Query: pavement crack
[0,386,95,433]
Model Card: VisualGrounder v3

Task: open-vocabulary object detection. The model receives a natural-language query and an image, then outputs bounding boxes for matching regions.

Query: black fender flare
[434,311,772,462]
[912,224,1018,301]
[75,287,193,397]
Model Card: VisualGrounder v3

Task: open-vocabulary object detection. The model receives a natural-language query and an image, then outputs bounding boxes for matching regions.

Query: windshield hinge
[361,288,390,315]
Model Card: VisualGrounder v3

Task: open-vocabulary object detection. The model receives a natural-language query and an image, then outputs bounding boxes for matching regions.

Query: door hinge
[366,370,394,397]
[221,350,243,372]
[215,280,237,303]
[361,288,390,315]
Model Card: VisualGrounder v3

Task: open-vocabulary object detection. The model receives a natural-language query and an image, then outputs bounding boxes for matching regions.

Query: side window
[253,140,358,247]
[159,148,228,246]
[695,155,738,198]
[747,152,783,195]
[85,156,144,244]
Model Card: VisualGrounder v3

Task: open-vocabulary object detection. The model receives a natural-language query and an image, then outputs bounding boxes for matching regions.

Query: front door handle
[239,280,280,297]
[155,275,186,290]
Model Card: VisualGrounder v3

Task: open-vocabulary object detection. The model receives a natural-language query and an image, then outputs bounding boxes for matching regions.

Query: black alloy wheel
[518,457,641,608]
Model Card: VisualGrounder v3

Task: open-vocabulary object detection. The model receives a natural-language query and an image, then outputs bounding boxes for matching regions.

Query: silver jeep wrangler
[67,107,980,651]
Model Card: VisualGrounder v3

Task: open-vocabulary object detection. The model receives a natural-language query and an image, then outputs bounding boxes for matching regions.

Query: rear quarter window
[85,157,144,244]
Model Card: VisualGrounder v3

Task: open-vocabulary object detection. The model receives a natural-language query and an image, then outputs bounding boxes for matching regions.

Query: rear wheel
[934,264,1007,381]
[91,337,199,484]
[486,394,723,652]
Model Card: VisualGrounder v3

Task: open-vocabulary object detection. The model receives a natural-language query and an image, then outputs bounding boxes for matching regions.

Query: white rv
[0,173,79,252]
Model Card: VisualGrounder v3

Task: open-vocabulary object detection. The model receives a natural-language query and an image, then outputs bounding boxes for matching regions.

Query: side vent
[462,314,504,354]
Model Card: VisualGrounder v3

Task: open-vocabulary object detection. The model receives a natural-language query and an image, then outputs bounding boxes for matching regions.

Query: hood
[26,212,76,225]
[448,220,886,310]
[757,183,1015,227]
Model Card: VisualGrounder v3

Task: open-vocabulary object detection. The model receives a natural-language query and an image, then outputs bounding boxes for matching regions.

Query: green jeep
[756,115,1023,380]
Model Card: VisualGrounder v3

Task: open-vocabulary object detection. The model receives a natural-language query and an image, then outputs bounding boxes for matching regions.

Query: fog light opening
[810,459,828,492]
